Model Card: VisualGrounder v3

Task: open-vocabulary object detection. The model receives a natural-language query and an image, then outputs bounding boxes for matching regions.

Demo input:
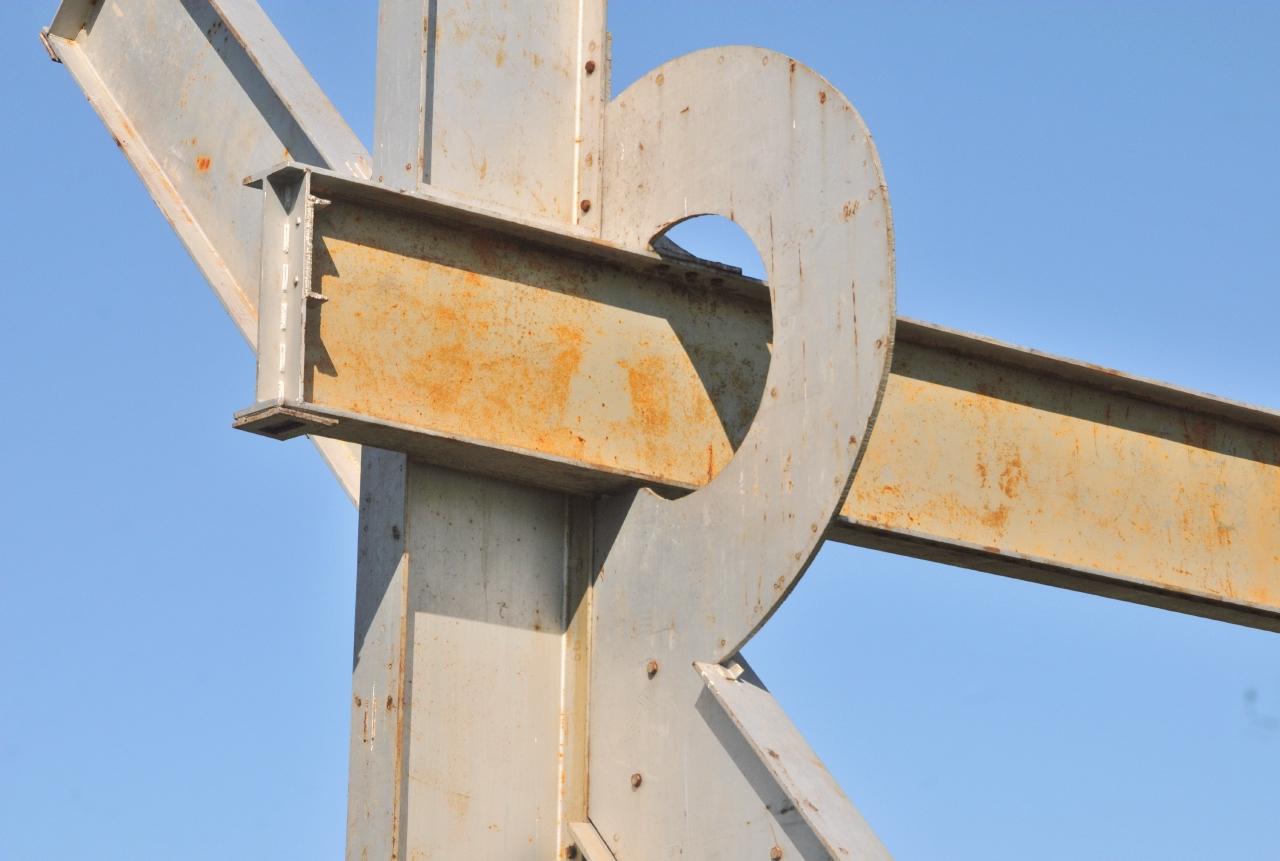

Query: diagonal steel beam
[42,0,368,499]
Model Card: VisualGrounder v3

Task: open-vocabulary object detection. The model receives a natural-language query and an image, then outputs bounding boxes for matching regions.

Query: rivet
[565,845,578,859]
[580,199,592,213]
[647,660,659,679]
[585,60,596,74]
[405,163,412,170]
[630,773,643,788]
[770,846,783,860]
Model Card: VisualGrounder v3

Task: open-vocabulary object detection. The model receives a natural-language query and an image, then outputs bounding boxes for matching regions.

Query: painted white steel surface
[374,0,607,228]
[349,8,610,857]
[403,465,569,859]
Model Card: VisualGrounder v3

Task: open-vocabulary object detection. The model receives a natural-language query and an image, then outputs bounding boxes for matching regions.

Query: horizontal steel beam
[229,165,1280,632]
[837,318,1280,633]
[234,164,771,495]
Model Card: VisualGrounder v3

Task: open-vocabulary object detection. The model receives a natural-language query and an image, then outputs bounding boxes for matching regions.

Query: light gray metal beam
[43,0,368,500]
[349,4,609,858]
[47,4,1280,859]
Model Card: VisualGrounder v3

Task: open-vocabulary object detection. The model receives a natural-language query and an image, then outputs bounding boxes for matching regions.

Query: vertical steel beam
[350,3,609,857]
[373,0,608,229]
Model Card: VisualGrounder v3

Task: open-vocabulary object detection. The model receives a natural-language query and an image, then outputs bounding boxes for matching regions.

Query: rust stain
[623,354,674,440]
[841,340,1280,615]
[997,451,1024,498]
[980,505,1009,530]
[306,200,770,490]
[196,156,212,172]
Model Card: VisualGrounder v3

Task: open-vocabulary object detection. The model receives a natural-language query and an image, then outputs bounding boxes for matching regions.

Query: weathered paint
[305,196,769,490]
[345,6,610,859]
[836,320,1280,632]
[237,164,1280,635]
[48,1,1280,858]
[696,659,892,861]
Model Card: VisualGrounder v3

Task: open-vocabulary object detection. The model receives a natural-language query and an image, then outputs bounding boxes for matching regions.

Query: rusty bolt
[580,199,592,213]
[647,660,659,678]
[770,846,783,860]
[405,163,412,171]
[585,60,596,74]
[630,773,643,788]
[565,844,578,859]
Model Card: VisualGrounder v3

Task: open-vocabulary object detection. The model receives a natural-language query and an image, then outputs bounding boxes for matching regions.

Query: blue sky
[2,2,1279,859]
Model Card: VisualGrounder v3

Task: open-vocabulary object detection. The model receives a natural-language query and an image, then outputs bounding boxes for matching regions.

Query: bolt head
[580,199,592,213]
[770,846,784,860]
[565,845,578,859]
[646,660,659,678]
[630,772,643,788]
[585,60,597,74]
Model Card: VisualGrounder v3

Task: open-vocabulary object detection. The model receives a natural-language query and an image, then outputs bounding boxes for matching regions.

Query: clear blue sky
[3,2,1279,859]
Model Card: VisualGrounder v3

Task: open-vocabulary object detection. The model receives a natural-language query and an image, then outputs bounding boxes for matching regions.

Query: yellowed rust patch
[305,200,771,489]
[844,341,1280,608]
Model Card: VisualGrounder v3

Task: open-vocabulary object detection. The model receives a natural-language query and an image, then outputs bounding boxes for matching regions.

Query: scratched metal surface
[44,2,1280,858]
[256,164,1280,631]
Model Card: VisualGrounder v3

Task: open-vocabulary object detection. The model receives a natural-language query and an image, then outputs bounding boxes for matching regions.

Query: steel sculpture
[40,2,1280,859]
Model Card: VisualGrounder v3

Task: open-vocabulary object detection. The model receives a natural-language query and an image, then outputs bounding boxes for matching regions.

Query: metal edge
[567,821,617,861]
[896,317,1280,435]
[694,661,893,861]
[46,14,368,505]
[828,514,1280,634]
[207,0,371,178]
[46,31,258,348]
[38,27,60,62]
[249,161,774,305]
[232,400,701,498]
